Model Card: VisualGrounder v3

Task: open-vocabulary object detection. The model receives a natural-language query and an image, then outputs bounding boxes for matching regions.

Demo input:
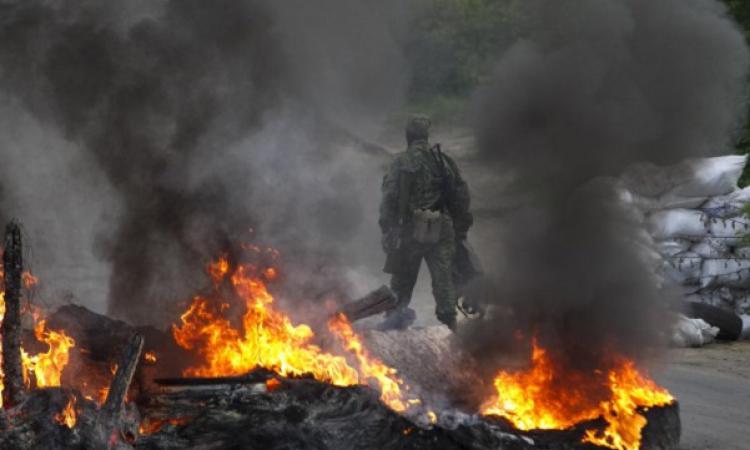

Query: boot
[377,306,416,331]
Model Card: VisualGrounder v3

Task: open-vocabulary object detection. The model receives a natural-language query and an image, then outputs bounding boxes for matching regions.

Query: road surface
[660,341,750,450]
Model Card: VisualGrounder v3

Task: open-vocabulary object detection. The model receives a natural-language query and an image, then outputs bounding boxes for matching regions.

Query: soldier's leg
[380,245,422,330]
[389,244,423,306]
[425,224,457,329]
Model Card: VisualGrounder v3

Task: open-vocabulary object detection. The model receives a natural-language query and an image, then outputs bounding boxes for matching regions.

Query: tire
[686,301,743,341]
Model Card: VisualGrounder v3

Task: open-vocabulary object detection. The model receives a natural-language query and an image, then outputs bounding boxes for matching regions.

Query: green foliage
[404,0,517,103]
[722,0,750,187]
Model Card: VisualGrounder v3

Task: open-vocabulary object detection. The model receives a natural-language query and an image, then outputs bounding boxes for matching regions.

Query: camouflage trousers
[389,218,456,326]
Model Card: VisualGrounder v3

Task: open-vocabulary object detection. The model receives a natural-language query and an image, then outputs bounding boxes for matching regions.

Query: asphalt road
[659,342,750,450]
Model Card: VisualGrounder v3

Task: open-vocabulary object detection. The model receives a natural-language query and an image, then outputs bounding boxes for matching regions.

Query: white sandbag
[689,238,731,259]
[622,155,747,199]
[741,315,750,340]
[700,258,750,289]
[628,191,708,212]
[701,186,750,218]
[733,246,750,259]
[656,239,692,257]
[674,155,747,198]
[684,288,735,311]
[707,216,750,244]
[647,209,709,240]
[671,314,719,347]
[663,252,702,285]
[734,295,750,315]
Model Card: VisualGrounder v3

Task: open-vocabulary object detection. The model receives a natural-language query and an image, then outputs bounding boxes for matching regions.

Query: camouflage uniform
[379,116,473,329]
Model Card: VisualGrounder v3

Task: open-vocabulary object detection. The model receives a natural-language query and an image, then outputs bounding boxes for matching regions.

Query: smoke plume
[464,0,749,375]
[0,0,408,324]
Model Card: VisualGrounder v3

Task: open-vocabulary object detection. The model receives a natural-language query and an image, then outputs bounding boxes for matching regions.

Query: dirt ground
[659,341,750,450]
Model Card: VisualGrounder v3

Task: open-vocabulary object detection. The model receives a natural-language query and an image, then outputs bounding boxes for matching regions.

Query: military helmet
[405,114,431,144]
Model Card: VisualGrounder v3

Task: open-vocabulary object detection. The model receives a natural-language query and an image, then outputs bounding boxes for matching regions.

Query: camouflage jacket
[379,140,473,238]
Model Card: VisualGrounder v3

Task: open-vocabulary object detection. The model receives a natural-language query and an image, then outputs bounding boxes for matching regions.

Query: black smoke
[463,0,749,376]
[0,0,408,324]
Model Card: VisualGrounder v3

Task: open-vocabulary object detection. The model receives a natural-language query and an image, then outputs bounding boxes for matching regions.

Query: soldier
[379,115,473,330]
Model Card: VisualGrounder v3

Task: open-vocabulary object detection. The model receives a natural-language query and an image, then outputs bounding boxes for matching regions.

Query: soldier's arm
[444,155,473,239]
[379,157,401,234]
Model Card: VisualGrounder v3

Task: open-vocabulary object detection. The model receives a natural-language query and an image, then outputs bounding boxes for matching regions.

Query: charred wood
[2,220,25,408]
[337,285,398,322]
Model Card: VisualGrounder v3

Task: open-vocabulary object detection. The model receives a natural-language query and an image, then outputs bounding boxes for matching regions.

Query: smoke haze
[0,0,410,324]
[463,0,749,377]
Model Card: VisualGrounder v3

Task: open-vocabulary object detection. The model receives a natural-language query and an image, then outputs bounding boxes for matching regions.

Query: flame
[208,256,230,284]
[21,319,76,389]
[328,313,418,412]
[55,395,77,428]
[173,257,417,413]
[481,338,673,450]
[0,269,75,407]
[144,351,158,364]
[265,377,282,391]
[173,263,359,385]
[139,417,191,435]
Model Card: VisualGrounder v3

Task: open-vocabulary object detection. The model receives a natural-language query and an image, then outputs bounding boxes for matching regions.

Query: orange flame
[328,313,419,412]
[173,263,359,386]
[54,395,77,428]
[144,351,158,364]
[481,338,673,450]
[21,319,76,389]
[0,270,75,407]
[139,417,191,435]
[172,257,418,413]
[208,256,230,284]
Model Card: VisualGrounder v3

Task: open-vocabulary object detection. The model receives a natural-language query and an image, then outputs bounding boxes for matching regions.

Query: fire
[328,313,418,412]
[208,256,230,284]
[173,257,417,413]
[54,395,77,428]
[144,351,158,364]
[0,270,75,407]
[481,338,673,450]
[139,417,191,435]
[173,263,359,385]
[21,319,76,389]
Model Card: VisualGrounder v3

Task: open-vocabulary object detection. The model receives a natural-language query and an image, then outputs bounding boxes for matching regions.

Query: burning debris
[480,338,674,450]
[0,225,682,450]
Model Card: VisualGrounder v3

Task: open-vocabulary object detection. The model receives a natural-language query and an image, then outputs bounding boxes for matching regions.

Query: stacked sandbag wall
[619,154,750,343]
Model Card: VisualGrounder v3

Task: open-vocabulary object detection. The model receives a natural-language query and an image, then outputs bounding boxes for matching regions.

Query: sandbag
[700,258,750,289]
[647,209,709,240]
[701,186,750,218]
[628,191,708,212]
[663,252,702,285]
[671,314,719,347]
[689,238,730,259]
[741,315,750,340]
[622,155,747,199]
[707,216,750,244]
[684,288,735,311]
[656,239,692,257]
[733,246,750,259]
[734,295,750,315]
[674,155,747,197]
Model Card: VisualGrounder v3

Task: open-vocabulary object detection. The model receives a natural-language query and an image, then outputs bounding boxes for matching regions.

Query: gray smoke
[463,0,749,377]
[0,0,409,325]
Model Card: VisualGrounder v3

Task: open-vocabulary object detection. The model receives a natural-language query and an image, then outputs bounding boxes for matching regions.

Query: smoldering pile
[0,303,681,450]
